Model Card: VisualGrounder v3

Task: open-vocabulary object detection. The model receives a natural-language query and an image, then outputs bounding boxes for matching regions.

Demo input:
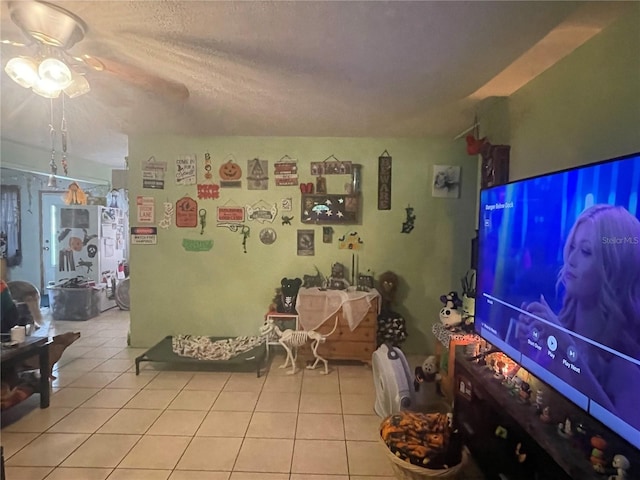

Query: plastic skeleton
[260,316,339,374]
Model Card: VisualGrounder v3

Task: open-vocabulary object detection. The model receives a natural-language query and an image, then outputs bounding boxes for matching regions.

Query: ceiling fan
[2,0,189,101]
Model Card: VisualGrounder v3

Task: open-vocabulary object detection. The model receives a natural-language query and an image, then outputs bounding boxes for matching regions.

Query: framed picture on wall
[297,229,315,256]
[432,165,461,198]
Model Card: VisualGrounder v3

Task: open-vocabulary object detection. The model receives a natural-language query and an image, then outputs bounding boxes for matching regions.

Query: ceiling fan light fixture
[4,56,38,88]
[32,77,61,98]
[38,57,73,89]
[63,71,90,98]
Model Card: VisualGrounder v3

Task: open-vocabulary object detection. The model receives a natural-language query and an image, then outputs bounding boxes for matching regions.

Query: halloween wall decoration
[158,202,174,229]
[239,225,251,253]
[466,135,487,156]
[246,158,269,190]
[259,228,277,245]
[203,152,213,181]
[182,239,213,252]
[130,226,158,245]
[197,184,220,200]
[281,215,294,226]
[338,231,363,250]
[199,209,207,235]
[301,194,359,224]
[316,175,327,194]
[401,205,416,233]
[197,152,221,199]
[481,144,510,188]
[175,196,198,227]
[219,159,242,188]
[311,155,352,175]
[217,205,245,223]
[378,151,392,210]
[274,156,298,186]
[136,196,155,224]
[142,156,167,190]
[246,200,277,223]
[300,182,314,194]
[297,229,315,256]
[175,154,197,186]
[281,198,292,211]
[63,182,87,205]
[432,165,461,198]
[322,227,334,243]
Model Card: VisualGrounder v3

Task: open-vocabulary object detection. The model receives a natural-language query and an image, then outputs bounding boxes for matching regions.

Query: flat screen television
[476,151,640,450]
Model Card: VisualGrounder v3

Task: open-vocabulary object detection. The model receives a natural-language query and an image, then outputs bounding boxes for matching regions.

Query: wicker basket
[377,435,468,479]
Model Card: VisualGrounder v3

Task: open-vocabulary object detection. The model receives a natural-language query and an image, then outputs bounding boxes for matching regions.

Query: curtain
[0,186,22,267]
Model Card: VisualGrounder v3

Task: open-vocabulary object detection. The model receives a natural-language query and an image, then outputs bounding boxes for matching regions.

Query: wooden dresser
[296,288,379,366]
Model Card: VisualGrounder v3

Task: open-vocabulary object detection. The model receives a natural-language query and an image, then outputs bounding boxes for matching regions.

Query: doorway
[39,191,66,304]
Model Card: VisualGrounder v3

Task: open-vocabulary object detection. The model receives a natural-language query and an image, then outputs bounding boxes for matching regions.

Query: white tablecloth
[295,287,381,331]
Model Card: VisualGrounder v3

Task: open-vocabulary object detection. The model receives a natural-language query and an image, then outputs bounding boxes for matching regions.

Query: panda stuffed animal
[439,291,463,327]
[414,355,443,402]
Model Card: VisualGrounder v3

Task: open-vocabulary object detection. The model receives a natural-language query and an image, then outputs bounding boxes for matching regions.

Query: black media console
[453,346,639,480]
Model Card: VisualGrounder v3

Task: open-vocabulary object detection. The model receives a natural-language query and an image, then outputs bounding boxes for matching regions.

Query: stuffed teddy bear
[439,291,463,327]
[278,277,302,313]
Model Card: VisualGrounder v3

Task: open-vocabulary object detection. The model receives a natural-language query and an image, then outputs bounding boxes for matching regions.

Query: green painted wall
[481,8,640,179]
[127,136,478,354]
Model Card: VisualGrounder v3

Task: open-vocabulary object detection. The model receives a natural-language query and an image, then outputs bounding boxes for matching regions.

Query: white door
[39,191,66,294]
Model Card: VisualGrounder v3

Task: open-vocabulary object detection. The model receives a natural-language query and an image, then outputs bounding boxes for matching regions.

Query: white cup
[11,325,26,343]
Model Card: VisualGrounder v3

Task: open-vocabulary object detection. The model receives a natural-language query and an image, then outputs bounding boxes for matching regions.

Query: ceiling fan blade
[88,55,189,102]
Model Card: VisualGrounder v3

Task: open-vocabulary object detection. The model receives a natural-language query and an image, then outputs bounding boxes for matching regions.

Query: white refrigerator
[52,205,127,311]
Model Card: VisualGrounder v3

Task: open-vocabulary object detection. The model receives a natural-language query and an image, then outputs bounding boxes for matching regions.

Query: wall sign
[176,154,197,185]
[142,156,167,189]
[217,206,245,223]
[274,156,298,186]
[247,158,268,190]
[136,196,155,223]
[176,196,198,227]
[378,150,392,210]
[246,200,277,223]
[182,239,213,252]
[131,226,158,245]
[310,155,352,175]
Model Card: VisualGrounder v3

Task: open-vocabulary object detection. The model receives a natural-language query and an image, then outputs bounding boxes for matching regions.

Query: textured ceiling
[0,1,629,167]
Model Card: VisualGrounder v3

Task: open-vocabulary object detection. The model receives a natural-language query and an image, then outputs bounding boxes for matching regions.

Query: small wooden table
[0,336,50,408]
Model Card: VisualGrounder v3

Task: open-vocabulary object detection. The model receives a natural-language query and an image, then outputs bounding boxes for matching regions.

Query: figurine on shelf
[328,262,349,290]
[534,389,544,414]
[590,435,608,473]
[540,406,552,423]
[608,454,630,480]
[518,381,531,404]
[557,417,573,438]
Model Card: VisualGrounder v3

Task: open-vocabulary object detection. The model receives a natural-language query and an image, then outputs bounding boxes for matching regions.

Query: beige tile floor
[1,309,485,480]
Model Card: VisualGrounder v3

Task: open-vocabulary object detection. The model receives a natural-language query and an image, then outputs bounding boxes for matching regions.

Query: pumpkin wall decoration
[219,160,242,188]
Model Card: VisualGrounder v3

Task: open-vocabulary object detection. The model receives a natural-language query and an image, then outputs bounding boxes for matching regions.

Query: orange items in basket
[380,411,456,469]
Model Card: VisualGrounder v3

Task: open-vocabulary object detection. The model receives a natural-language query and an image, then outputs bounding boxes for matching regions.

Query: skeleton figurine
[260,317,339,375]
